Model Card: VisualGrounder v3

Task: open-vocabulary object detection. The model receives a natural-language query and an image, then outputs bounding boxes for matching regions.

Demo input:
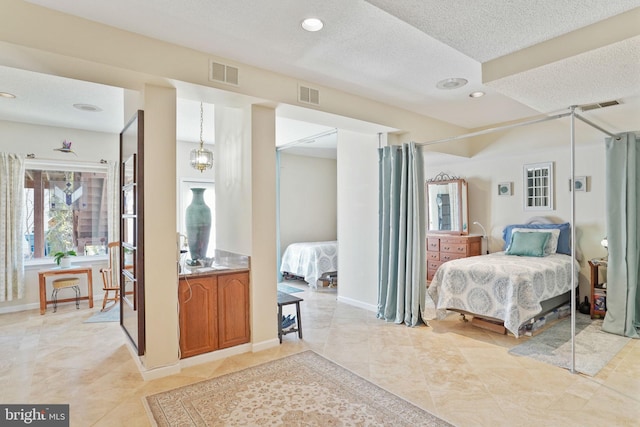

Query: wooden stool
[51,278,81,313]
[277,290,303,343]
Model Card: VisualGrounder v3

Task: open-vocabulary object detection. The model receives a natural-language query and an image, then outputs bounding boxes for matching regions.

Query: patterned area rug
[145,351,451,426]
[509,314,631,376]
[83,304,119,323]
[277,283,304,294]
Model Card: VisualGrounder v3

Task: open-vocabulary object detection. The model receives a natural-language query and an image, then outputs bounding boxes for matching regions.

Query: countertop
[179,249,250,278]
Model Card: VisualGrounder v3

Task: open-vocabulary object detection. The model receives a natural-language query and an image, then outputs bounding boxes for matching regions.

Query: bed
[427,220,579,337]
[280,241,338,289]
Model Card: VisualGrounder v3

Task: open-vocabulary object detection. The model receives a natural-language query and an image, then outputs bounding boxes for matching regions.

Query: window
[24,164,109,260]
[523,162,554,211]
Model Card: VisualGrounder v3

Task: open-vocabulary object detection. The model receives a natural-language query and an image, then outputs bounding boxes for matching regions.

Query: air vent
[209,60,239,86]
[580,100,620,112]
[298,85,320,105]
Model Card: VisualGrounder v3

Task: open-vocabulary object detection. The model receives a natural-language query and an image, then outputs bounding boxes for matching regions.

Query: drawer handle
[443,246,450,250]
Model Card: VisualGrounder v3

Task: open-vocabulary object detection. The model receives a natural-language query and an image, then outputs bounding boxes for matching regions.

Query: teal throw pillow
[506,231,551,257]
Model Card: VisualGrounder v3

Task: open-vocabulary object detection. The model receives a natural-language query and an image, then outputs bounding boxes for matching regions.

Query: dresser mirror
[426,173,468,235]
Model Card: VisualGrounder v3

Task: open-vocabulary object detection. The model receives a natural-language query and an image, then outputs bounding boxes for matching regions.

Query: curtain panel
[603,132,640,338]
[377,143,426,326]
[0,152,26,301]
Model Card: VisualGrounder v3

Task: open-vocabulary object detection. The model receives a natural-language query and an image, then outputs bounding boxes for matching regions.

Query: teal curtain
[377,143,426,326]
[602,132,639,338]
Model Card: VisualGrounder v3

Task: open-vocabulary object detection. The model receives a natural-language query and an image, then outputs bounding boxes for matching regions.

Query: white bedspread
[427,252,577,337]
[280,241,338,289]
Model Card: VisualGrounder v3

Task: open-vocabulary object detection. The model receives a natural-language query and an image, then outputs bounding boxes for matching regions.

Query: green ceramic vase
[185,188,211,262]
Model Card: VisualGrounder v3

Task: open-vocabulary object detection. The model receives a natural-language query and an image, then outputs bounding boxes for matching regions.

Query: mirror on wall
[426,173,468,235]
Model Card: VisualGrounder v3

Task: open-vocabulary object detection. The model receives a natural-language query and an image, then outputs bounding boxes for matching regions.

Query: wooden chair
[100,242,120,311]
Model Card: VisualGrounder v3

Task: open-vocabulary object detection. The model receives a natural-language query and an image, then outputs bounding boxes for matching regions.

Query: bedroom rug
[277,283,304,294]
[509,313,631,376]
[145,350,451,426]
[83,304,119,323]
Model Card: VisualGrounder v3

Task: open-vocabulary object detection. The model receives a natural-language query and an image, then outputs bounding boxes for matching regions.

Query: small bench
[277,290,303,343]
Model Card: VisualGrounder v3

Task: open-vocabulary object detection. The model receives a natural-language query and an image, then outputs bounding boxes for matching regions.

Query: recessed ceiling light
[73,103,102,112]
[0,92,16,98]
[301,18,324,32]
[469,91,485,98]
[436,78,468,90]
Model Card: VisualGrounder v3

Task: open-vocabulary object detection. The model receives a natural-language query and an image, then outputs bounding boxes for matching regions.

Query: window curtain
[602,132,639,338]
[106,160,119,286]
[107,160,119,244]
[0,153,26,301]
[377,142,426,326]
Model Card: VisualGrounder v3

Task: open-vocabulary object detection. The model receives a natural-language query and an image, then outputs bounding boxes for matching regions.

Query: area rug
[145,350,451,426]
[509,314,631,376]
[83,304,119,323]
[277,283,304,294]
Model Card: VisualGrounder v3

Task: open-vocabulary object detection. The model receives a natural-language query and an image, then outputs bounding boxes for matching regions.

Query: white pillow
[508,228,560,256]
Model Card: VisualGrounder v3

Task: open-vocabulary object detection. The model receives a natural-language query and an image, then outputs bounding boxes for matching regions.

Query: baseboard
[0,294,104,315]
[337,295,377,313]
[179,343,252,369]
[252,338,280,353]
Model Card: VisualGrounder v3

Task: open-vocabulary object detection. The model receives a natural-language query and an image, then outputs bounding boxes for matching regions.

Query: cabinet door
[217,272,250,349]
[179,276,218,358]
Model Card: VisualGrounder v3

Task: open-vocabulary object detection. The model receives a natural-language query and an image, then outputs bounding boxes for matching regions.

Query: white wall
[0,120,118,162]
[214,106,252,256]
[141,85,179,369]
[278,152,337,255]
[0,120,118,312]
[336,130,380,309]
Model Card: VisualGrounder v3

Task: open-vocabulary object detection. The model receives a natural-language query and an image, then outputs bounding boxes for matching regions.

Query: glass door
[120,110,145,355]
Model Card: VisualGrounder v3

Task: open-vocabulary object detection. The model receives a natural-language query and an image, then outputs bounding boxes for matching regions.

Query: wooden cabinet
[217,272,250,349]
[179,275,218,358]
[588,259,607,319]
[178,271,250,358]
[426,234,481,281]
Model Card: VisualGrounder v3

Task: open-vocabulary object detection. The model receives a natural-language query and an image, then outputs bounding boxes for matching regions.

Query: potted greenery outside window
[53,250,77,268]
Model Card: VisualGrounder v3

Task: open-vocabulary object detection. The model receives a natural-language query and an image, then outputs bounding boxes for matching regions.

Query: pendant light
[190,102,214,172]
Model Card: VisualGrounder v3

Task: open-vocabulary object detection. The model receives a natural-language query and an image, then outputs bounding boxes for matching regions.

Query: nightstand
[588,258,607,319]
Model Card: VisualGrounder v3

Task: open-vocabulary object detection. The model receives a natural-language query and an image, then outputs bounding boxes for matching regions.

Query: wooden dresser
[427,234,482,281]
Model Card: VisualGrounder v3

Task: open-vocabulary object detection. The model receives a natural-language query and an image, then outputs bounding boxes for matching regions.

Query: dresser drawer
[427,238,440,252]
[440,252,466,262]
[427,251,440,261]
[440,242,470,254]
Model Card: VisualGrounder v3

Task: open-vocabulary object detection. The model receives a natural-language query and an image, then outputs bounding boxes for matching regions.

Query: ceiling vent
[580,100,620,112]
[209,60,239,86]
[298,85,320,105]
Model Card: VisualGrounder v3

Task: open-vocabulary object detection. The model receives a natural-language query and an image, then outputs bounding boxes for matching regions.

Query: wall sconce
[190,102,214,172]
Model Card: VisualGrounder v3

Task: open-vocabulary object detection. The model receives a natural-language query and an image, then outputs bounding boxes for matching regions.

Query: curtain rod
[416,108,620,146]
[25,154,109,165]
[276,128,337,151]
[574,112,620,140]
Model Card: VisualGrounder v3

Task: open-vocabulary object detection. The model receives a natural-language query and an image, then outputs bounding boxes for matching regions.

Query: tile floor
[1,282,638,426]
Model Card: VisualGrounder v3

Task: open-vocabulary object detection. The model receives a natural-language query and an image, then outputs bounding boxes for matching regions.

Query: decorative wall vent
[298,85,320,105]
[580,100,620,112]
[209,60,239,86]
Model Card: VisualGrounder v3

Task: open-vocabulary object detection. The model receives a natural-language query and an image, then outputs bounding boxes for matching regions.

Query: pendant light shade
[190,102,214,172]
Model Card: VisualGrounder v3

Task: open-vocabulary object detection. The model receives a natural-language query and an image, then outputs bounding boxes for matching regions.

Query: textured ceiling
[366,0,640,61]
[3,0,640,143]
